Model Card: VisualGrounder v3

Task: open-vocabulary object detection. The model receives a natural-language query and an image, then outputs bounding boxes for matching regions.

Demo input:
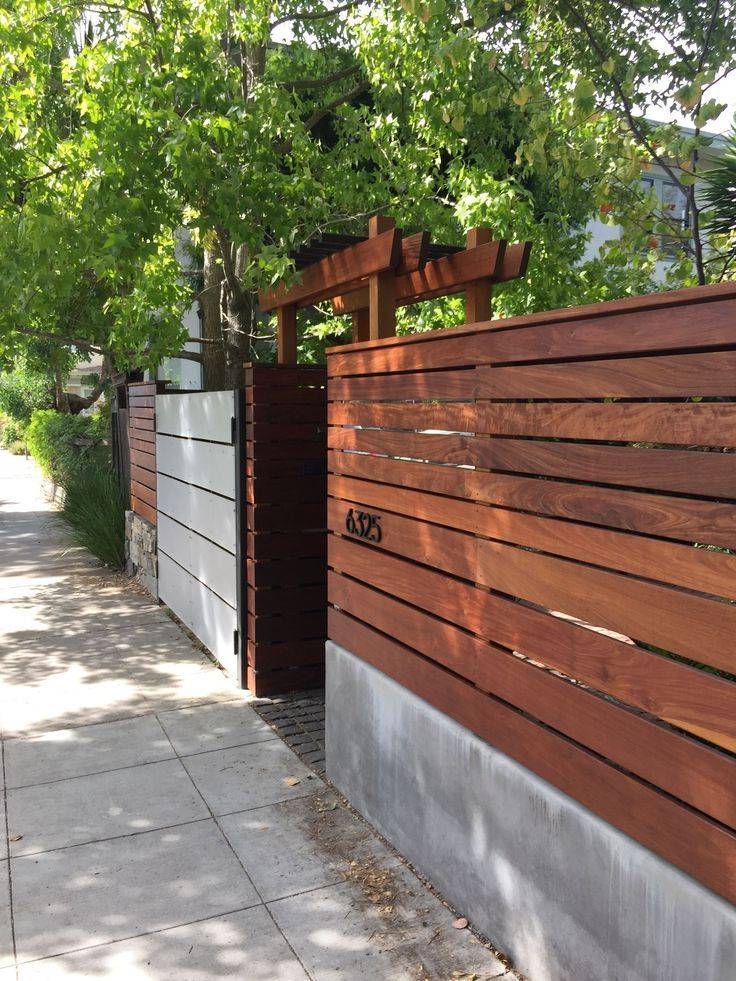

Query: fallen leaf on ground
[452,917,469,930]
[283,777,301,786]
[9,835,22,842]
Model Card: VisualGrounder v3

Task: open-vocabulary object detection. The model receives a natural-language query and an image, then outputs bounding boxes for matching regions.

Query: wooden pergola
[258,216,532,364]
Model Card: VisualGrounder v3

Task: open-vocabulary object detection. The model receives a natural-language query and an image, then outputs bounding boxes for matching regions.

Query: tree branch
[279,64,362,91]
[303,77,369,129]
[270,1,357,31]
[13,325,105,354]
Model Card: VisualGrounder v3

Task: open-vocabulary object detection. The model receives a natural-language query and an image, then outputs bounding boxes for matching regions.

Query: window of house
[641,175,691,256]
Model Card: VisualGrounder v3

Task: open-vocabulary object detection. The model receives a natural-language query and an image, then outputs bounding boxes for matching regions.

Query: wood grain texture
[260,227,401,311]
[244,662,324,697]
[246,402,326,424]
[248,610,326,644]
[129,428,155,446]
[328,400,736,446]
[329,350,736,400]
[131,496,157,525]
[328,607,736,907]
[329,572,736,829]
[246,639,326,670]
[328,429,736,499]
[130,463,157,491]
[327,281,736,358]
[328,296,736,376]
[328,450,736,548]
[327,494,736,673]
[129,446,157,474]
[327,488,736,599]
[328,535,736,752]
[131,480,156,510]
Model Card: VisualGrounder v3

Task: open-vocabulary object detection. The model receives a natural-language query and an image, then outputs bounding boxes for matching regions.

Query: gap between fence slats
[328,606,736,907]
[328,450,736,548]
[328,535,736,753]
[329,570,736,829]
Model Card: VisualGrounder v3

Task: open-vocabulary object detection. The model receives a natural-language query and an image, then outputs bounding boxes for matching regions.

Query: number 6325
[345,508,382,542]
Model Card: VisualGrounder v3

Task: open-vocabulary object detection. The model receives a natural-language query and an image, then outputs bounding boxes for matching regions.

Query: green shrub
[60,465,126,568]
[26,409,109,485]
[0,416,27,452]
[0,371,53,424]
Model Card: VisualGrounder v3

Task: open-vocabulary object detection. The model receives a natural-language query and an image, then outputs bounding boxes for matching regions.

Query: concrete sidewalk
[0,450,515,980]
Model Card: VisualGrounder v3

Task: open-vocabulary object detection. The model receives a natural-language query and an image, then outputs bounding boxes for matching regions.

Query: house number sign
[345,508,382,543]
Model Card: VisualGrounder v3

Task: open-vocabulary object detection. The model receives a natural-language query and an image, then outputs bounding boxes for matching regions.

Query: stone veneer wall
[125,509,158,598]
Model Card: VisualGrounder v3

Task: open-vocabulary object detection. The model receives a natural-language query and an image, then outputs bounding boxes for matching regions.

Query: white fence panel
[156,434,235,498]
[158,552,238,679]
[156,390,234,443]
[158,514,236,608]
[155,390,240,683]
[157,474,235,552]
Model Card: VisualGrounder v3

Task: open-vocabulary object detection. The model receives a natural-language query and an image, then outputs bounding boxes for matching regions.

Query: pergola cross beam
[259,216,532,364]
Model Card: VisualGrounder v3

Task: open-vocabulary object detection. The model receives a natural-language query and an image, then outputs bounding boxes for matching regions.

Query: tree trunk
[201,246,229,390]
[54,365,70,412]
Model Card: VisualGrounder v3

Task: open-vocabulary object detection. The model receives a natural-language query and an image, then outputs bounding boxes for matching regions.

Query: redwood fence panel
[128,380,168,524]
[244,363,327,696]
[326,281,736,906]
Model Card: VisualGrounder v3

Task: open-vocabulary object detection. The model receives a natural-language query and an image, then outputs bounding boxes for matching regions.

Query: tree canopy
[1,0,734,389]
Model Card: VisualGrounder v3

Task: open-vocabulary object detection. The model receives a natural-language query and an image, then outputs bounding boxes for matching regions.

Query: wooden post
[351,308,370,343]
[368,215,397,340]
[277,304,297,364]
[464,227,493,324]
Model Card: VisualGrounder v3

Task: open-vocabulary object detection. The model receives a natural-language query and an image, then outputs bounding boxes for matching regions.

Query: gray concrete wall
[326,641,736,981]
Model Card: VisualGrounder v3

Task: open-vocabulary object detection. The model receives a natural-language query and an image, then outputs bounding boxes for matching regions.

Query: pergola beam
[332,237,511,315]
[259,226,402,312]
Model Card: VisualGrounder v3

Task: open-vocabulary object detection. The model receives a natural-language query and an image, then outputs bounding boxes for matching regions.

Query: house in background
[583,125,729,277]
[66,355,105,401]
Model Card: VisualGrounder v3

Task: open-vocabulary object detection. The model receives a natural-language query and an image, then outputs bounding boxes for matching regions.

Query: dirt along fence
[326,280,736,907]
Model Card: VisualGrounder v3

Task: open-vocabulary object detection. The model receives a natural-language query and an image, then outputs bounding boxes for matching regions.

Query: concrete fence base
[125,509,158,598]
[326,641,736,981]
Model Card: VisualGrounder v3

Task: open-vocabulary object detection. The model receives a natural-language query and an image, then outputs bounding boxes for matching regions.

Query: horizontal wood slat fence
[326,281,736,906]
[245,364,328,695]
[128,380,168,525]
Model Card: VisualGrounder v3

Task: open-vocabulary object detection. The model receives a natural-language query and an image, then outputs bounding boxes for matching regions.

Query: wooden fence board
[328,479,736,599]
[328,495,735,673]
[328,451,736,548]
[328,400,736,446]
[327,285,736,903]
[328,607,736,907]
[129,446,157,474]
[130,463,157,492]
[329,351,736,400]
[328,511,736,753]
[329,572,736,830]
[328,430,736,499]
[327,293,736,376]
